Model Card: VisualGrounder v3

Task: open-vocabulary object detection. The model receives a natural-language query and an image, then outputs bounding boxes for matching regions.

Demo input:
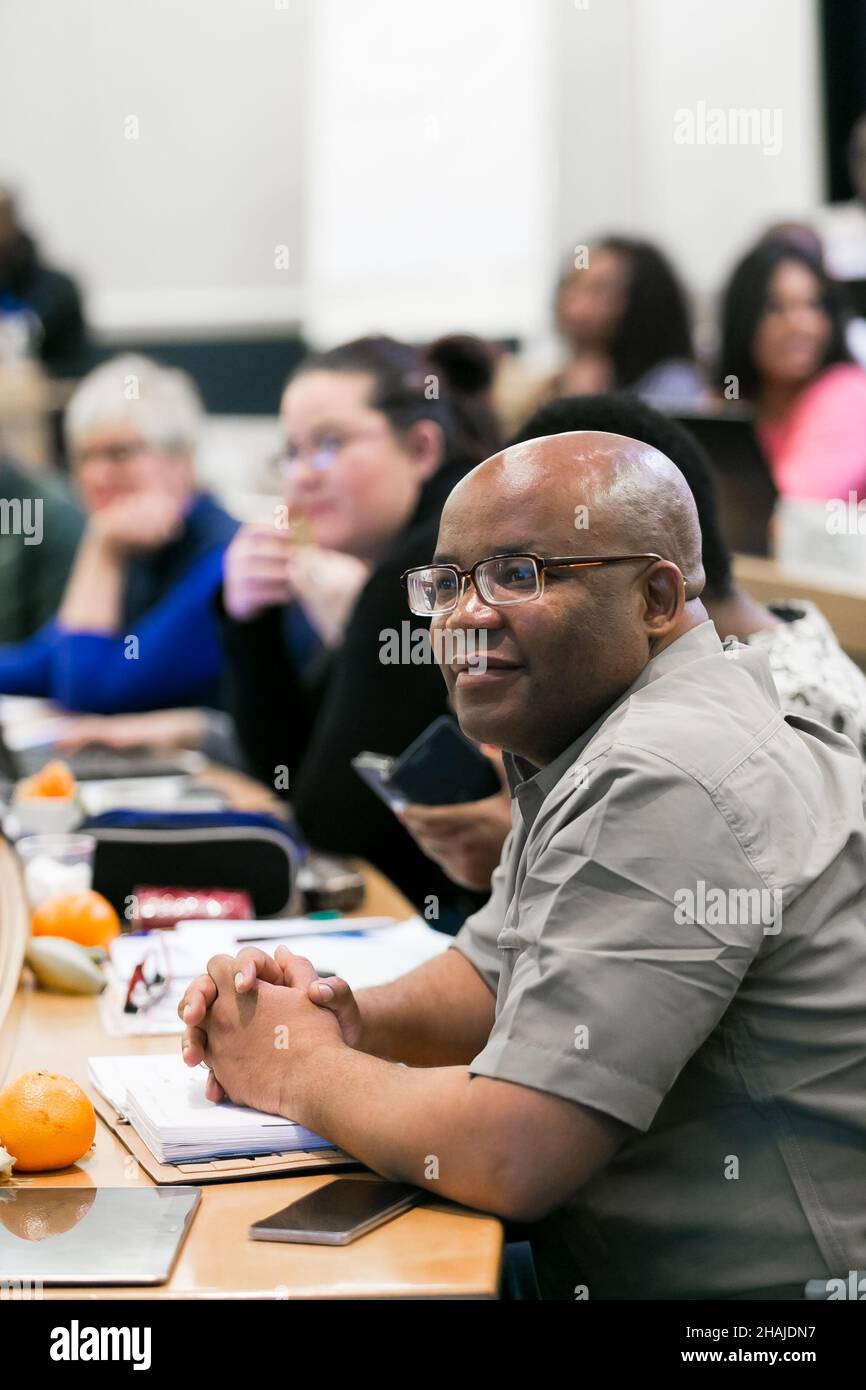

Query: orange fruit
[0,1071,96,1172]
[31,890,120,950]
[18,760,77,799]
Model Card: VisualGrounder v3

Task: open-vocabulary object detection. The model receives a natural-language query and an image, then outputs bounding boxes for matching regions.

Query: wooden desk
[734,552,866,668]
[0,847,503,1299]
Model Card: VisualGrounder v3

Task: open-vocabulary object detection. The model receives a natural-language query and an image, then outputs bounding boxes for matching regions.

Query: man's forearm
[354,948,495,1066]
[287,1043,519,1217]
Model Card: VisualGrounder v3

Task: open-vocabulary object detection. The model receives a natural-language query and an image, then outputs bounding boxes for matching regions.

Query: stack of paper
[88,1054,331,1164]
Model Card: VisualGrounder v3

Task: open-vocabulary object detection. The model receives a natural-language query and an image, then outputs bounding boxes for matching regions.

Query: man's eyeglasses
[401,552,665,616]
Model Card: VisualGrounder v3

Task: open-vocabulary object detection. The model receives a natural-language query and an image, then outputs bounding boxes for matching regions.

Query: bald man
[180,432,866,1300]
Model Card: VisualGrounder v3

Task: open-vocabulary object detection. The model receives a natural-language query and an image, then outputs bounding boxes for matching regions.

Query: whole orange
[0,1071,96,1172]
[31,890,120,949]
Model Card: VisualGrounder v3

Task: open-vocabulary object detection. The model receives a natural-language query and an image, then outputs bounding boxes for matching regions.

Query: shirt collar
[504,621,722,827]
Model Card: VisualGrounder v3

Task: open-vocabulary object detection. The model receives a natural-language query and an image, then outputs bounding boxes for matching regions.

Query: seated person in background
[492,237,704,438]
[401,393,866,892]
[760,221,866,370]
[219,333,500,929]
[0,354,238,712]
[717,239,866,500]
[549,235,705,405]
[181,430,866,1300]
[0,186,88,375]
[0,455,83,642]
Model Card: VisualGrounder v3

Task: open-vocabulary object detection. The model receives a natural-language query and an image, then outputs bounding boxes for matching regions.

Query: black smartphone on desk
[352,716,501,808]
[249,1179,421,1245]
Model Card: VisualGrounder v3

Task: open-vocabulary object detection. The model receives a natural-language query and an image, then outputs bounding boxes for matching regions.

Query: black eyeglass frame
[401,551,667,614]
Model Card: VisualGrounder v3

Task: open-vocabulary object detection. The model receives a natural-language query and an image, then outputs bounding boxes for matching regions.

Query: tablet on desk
[0,1186,200,1286]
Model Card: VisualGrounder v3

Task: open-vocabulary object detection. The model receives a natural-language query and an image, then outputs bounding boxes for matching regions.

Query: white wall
[630,0,823,294]
[0,0,825,347]
[303,0,556,346]
[0,0,309,337]
[555,0,824,329]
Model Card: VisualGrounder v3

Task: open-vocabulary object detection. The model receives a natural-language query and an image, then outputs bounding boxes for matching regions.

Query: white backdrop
[303,0,556,345]
[0,0,309,334]
[0,0,825,346]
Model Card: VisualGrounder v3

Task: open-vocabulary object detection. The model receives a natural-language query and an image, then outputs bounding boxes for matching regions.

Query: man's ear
[643,561,684,635]
[402,419,445,481]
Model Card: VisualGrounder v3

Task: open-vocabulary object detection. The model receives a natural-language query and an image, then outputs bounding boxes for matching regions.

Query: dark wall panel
[821,0,866,200]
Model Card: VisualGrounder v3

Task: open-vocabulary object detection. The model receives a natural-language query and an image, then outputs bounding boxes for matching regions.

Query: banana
[25,937,106,996]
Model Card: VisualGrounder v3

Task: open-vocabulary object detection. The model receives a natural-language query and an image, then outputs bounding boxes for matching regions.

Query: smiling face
[280,369,441,561]
[429,433,704,766]
[752,259,832,390]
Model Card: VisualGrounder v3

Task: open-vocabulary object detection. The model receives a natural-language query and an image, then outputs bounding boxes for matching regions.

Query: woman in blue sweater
[0,354,238,712]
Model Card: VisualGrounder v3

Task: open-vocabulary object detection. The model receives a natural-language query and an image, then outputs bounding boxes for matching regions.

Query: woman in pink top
[718,241,866,500]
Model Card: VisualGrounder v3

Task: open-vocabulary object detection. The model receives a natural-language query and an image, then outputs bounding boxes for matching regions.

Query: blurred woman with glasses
[219,333,501,929]
[0,354,238,713]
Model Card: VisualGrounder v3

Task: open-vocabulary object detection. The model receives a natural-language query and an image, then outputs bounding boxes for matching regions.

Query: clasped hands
[178,946,362,1119]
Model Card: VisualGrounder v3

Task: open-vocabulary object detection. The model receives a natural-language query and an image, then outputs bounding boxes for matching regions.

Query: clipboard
[89,1088,362,1186]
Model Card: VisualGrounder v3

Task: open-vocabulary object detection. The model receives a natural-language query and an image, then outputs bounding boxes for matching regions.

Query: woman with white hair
[0,353,237,711]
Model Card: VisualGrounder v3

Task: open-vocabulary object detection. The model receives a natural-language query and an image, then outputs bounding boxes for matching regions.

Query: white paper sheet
[103,916,451,1035]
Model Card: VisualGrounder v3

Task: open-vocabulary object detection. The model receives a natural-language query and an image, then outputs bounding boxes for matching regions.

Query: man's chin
[451,682,525,748]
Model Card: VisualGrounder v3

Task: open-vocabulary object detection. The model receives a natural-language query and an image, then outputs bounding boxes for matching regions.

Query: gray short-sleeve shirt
[453,622,866,1299]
